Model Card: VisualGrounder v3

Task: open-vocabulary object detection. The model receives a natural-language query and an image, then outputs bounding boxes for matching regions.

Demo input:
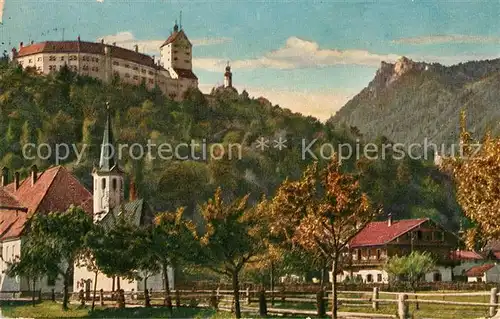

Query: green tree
[12,206,93,310]
[190,188,268,319]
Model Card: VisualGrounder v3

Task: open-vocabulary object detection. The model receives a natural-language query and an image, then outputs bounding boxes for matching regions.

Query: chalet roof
[450,250,483,261]
[0,166,92,240]
[466,264,495,277]
[349,218,429,248]
[17,41,156,68]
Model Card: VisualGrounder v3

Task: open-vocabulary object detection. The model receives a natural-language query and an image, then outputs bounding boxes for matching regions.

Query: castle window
[37,57,42,62]
[184,60,189,63]
[112,178,117,191]
[125,64,130,68]
[49,56,56,61]
[133,75,139,80]
[148,71,154,75]
[101,178,106,190]
[113,61,119,66]
[96,58,99,63]
[148,78,154,84]
[28,59,32,63]
[133,66,138,71]
[174,57,178,61]
[60,56,65,61]
[125,73,130,78]
[141,69,146,74]
[377,274,382,282]
[376,249,381,260]
[173,50,178,54]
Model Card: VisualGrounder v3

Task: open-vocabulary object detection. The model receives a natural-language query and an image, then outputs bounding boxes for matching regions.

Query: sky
[2,0,500,120]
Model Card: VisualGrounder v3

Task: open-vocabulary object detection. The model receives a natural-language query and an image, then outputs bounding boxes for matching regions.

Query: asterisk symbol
[255,137,269,151]
[273,137,287,150]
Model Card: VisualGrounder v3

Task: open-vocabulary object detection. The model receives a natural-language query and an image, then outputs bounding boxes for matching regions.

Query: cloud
[194,37,400,71]
[393,34,500,45]
[97,31,231,54]
[199,84,353,121]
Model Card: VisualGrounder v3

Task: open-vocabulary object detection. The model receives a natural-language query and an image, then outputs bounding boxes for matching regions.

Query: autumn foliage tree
[269,159,376,319]
[191,188,268,319]
[450,111,500,248]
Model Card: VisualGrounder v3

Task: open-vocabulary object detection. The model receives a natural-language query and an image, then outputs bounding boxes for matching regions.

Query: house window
[112,178,117,191]
[28,59,33,63]
[377,274,382,282]
[148,78,154,84]
[366,274,373,283]
[416,231,423,240]
[376,249,381,260]
[37,57,42,62]
[433,272,442,282]
[477,277,483,283]
[141,69,146,74]
[101,178,106,190]
[49,56,56,61]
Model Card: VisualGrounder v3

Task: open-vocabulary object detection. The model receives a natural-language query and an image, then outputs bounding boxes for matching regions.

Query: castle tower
[159,20,193,72]
[224,62,232,88]
[92,103,124,222]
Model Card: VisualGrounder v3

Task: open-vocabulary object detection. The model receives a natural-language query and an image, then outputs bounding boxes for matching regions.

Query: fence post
[175,289,181,307]
[51,288,55,302]
[246,287,250,305]
[99,289,104,306]
[316,289,326,318]
[37,289,42,302]
[490,287,498,317]
[372,287,379,311]
[79,289,85,306]
[144,289,151,307]
[210,290,218,310]
[398,294,409,319]
[259,288,267,317]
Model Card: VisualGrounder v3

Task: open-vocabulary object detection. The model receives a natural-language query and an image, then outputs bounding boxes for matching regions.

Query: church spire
[99,102,117,171]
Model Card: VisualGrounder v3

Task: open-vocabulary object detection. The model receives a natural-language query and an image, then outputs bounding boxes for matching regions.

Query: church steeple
[98,102,117,171]
[92,102,124,222]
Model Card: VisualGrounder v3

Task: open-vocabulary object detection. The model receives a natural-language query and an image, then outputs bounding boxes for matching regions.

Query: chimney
[30,40,34,45]
[77,35,81,42]
[1,167,8,187]
[134,44,138,52]
[129,179,137,201]
[31,165,38,186]
[19,42,23,50]
[101,39,104,44]
[14,172,20,191]
[387,213,392,227]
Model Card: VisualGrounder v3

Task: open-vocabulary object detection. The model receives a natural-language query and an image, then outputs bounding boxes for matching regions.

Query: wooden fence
[5,287,500,318]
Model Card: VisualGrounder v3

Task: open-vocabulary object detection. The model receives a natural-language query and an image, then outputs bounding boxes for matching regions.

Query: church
[73,106,172,293]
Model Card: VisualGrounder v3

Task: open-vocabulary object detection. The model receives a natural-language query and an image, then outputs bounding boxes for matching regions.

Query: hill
[329,56,500,147]
[0,61,461,229]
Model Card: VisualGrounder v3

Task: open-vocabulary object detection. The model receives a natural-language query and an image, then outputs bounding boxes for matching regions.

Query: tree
[86,214,142,306]
[12,206,93,310]
[385,251,435,309]
[450,111,500,247]
[190,188,268,319]
[269,159,377,319]
[153,208,198,310]
[75,247,100,311]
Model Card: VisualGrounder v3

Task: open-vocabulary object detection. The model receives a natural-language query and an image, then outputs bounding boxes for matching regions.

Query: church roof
[97,107,118,172]
[99,199,154,228]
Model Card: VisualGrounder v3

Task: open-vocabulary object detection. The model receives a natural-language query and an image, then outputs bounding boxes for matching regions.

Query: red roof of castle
[0,166,92,240]
[466,264,495,277]
[17,41,156,68]
[350,218,428,247]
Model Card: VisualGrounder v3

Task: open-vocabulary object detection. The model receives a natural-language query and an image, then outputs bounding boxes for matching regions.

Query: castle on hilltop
[10,22,198,101]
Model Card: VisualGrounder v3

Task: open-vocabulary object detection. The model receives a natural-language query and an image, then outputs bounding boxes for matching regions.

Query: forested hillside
[330,56,500,147]
[0,61,461,229]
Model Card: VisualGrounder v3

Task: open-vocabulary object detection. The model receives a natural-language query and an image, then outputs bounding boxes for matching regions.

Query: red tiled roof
[174,68,198,80]
[0,208,28,240]
[450,250,483,261]
[161,30,191,48]
[466,264,495,277]
[0,188,22,208]
[17,41,156,67]
[0,166,92,240]
[350,218,428,247]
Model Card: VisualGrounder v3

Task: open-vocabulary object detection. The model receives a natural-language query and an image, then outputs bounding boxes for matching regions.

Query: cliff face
[330,56,500,146]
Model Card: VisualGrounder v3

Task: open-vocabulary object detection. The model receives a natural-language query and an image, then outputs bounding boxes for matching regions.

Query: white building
[11,23,198,101]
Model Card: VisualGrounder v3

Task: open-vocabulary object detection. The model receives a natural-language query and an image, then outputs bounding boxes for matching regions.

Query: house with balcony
[335,217,460,284]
